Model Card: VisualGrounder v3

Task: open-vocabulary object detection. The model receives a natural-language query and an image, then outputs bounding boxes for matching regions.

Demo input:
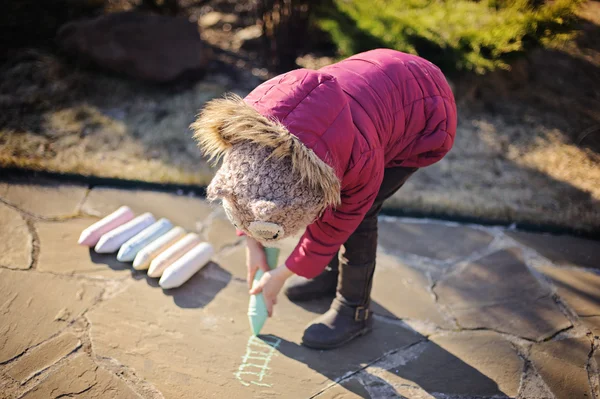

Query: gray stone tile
[507,230,600,270]
[435,249,571,340]
[529,337,594,399]
[19,354,139,399]
[203,208,243,251]
[36,218,134,277]
[0,181,87,218]
[371,252,453,331]
[81,187,213,231]
[0,203,32,269]
[5,333,81,384]
[378,220,494,261]
[0,269,102,363]
[345,332,520,398]
[429,331,523,397]
[582,316,600,337]
[87,274,421,398]
[538,264,600,317]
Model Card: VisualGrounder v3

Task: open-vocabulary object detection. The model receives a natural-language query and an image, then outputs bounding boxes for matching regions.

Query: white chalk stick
[94,213,155,254]
[147,233,201,278]
[78,206,135,246]
[132,226,186,270]
[117,218,173,262]
[159,242,214,289]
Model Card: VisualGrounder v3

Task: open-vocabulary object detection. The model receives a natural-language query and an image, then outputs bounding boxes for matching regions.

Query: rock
[81,187,213,232]
[0,269,102,363]
[20,354,139,399]
[57,12,213,83]
[0,203,32,269]
[435,249,571,340]
[377,220,494,261]
[5,333,81,384]
[0,181,87,218]
[529,337,594,399]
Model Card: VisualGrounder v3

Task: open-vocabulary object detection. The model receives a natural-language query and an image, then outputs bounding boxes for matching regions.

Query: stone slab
[87,272,422,399]
[378,220,494,261]
[529,337,594,399]
[508,230,600,270]
[5,333,81,383]
[0,181,87,218]
[538,264,600,317]
[435,249,571,340]
[429,331,523,397]
[0,203,32,269]
[36,218,134,277]
[203,208,241,251]
[582,316,600,337]
[336,332,520,398]
[371,252,453,331]
[81,187,213,232]
[0,269,102,363]
[20,354,139,399]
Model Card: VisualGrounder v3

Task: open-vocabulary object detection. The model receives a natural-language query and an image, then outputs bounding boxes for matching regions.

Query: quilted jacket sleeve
[285,150,384,278]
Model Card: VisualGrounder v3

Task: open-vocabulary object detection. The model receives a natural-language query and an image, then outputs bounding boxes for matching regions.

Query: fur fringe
[191,94,341,208]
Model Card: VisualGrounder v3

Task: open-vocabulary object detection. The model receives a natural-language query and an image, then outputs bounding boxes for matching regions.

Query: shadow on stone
[88,249,231,309]
[88,248,130,271]
[266,317,508,398]
[160,262,232,309]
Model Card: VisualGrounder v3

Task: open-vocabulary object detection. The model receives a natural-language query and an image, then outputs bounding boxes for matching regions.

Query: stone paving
[0,176,599,399]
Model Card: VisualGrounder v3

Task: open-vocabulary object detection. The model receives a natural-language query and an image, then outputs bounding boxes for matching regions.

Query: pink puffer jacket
[244,49,457,278]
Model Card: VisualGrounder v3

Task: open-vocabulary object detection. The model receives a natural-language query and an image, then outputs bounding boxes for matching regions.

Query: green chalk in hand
[248,246,280,336]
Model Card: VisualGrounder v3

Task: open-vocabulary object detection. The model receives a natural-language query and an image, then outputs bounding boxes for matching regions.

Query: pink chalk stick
[78,206,135,247]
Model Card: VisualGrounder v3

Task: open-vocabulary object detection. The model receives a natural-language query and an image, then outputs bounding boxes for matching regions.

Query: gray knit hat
[191,94,341,244]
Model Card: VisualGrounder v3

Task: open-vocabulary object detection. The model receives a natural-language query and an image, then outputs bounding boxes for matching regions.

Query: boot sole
[301,325,372,350]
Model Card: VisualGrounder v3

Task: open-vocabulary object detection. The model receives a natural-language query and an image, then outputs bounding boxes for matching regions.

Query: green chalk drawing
[248,247,280,335]
[234,335,281,388]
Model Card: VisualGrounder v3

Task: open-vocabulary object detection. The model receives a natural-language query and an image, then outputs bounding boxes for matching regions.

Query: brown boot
[283,255,339,302]
[302,223,377,349]
[301,300,373,349]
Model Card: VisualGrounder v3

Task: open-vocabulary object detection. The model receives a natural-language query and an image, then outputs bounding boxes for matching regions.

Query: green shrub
[313,0,584,74]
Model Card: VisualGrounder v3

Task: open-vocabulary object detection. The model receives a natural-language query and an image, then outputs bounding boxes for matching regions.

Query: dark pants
[334,167,418,317]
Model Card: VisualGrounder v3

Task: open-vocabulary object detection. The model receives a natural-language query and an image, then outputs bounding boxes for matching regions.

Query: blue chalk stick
[117,218,173,262]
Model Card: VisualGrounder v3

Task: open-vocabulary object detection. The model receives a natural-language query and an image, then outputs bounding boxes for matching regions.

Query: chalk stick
[147,233,201,278]
[78,206,134,246]
[248,247,280,336]
[159,242,214,289]
[94,213,155,254]
[116,218,173,262]
[132,226,186,270]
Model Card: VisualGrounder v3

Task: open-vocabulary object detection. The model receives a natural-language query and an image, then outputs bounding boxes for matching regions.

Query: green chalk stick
[248,247,280,336]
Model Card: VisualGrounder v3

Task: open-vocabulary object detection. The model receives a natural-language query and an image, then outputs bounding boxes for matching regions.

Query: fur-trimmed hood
[191,70,359,210]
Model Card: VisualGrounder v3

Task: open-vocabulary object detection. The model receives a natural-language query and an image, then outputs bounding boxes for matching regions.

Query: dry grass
[1,2,599,232]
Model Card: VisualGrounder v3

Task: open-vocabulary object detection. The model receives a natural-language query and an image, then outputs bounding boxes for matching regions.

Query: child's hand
[246,237,269,289]
[249,264,294,317]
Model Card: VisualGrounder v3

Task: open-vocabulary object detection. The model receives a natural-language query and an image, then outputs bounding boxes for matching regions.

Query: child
[192,49,457,349]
